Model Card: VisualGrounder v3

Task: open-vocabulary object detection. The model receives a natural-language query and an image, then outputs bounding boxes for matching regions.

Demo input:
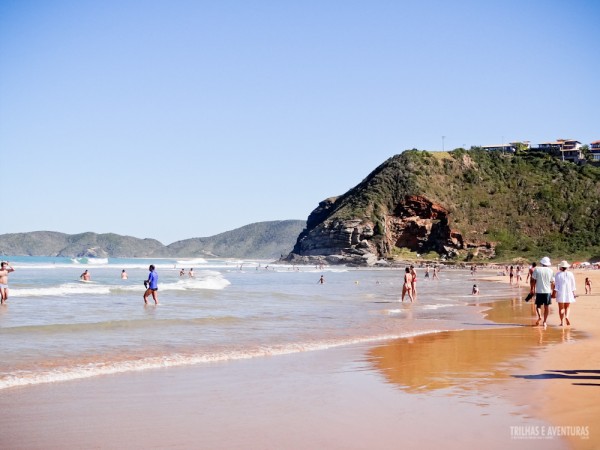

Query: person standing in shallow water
[402,267,414,302]
[0,261,15,305]
[143,264,159,305]
[410,265,418,299]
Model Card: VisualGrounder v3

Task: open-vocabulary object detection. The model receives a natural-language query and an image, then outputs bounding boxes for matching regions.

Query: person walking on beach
[585,277,592,294]
[554,261,576,326]
[80,270,91,281]
[143,264,159,305]
[524,262,537,302]
[402,267,414,302]
[432,266,439,280]
[531,257,555,327]
[0,261,15,305]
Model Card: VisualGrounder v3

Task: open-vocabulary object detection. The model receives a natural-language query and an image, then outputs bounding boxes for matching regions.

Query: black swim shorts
[535,293,552,306]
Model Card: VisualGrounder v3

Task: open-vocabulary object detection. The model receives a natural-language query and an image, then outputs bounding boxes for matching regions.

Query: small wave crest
[161,270,230,291]
[70,257,109,265]
[0,330,444,390]
[176,258,207,266]
[12,282,111,297]
[420,304,457,310]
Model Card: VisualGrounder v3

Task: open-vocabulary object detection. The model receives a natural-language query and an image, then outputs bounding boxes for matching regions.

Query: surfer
[80,270,91,281]
[0,261,15,305]
[143,264,159,305]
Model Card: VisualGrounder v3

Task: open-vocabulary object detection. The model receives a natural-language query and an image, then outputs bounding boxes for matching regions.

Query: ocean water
[0,257,517,390]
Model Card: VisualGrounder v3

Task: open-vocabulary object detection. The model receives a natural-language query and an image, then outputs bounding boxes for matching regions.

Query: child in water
[472,284,479,295]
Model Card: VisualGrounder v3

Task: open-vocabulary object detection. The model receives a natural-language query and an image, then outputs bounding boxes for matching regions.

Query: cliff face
[285,149,600,265]
[288,195,492,266]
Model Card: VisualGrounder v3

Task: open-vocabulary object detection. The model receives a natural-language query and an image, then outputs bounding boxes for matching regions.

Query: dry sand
[0,269,598,449]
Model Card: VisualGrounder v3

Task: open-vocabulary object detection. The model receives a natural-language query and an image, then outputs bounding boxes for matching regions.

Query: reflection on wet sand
[367,299,581,393]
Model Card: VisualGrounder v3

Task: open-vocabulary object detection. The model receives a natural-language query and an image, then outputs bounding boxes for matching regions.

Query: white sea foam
[11,271,230,296]
[71,257,109,265]
[160,274,230,291]
[420,304,457,310]
[120,270,231,292]
[0,330,445,390]
[176,258,207,266]
[11,283,112,297]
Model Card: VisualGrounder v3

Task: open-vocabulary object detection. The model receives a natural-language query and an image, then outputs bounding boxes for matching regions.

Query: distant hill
[164,221,306,259]
[286,149,600,265]
[0,220,306,259]
[0,231,164,258]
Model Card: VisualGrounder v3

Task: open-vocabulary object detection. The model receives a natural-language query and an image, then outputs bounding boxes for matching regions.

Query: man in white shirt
[531,256,555,328]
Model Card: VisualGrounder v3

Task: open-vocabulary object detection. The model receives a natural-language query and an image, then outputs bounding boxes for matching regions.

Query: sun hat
[558,260,570,269]
[540,256,551,266]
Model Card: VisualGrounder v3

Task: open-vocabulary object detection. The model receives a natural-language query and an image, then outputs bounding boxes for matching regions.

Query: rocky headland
[285,148,600,266]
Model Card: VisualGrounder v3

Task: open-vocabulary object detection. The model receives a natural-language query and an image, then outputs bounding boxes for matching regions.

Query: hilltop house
[538,139,582,162]
[481,141,530,153]
[591,140,600,161]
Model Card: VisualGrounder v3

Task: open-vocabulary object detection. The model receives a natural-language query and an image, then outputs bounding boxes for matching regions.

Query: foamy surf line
[0,330,447,390]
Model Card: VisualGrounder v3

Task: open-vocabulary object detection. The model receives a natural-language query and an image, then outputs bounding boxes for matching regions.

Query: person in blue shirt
[143,264,159,305]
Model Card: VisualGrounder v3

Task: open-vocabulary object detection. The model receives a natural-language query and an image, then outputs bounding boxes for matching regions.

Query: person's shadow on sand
[513,369,600,386]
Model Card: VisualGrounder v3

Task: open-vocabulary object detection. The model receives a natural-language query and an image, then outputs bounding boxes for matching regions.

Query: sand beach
[0,266,598,449]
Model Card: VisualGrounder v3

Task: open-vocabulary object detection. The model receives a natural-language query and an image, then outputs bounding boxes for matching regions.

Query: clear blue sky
[1,0,599,245]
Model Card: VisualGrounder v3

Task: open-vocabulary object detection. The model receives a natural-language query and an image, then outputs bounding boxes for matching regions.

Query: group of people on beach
[83,265,161,305]
[527,257,577,328]
[1,261,161,307]
[403,265,442,302]
[2,259,594,315]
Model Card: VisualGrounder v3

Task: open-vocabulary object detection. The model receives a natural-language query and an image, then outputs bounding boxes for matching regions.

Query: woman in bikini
[402,267,414,302]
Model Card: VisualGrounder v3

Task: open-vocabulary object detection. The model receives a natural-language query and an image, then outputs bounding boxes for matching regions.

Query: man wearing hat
[531,256,555,327]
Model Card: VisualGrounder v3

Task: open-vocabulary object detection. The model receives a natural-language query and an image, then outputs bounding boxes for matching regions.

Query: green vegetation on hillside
[321,148,600,262]
[0,221,306,259]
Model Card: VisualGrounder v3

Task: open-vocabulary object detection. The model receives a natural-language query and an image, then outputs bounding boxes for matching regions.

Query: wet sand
[479,268,600,450]
[0,270,598,449]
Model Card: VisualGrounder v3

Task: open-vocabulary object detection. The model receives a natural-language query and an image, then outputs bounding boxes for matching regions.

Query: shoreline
[0,270,597,448]
[478,268,600,449]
